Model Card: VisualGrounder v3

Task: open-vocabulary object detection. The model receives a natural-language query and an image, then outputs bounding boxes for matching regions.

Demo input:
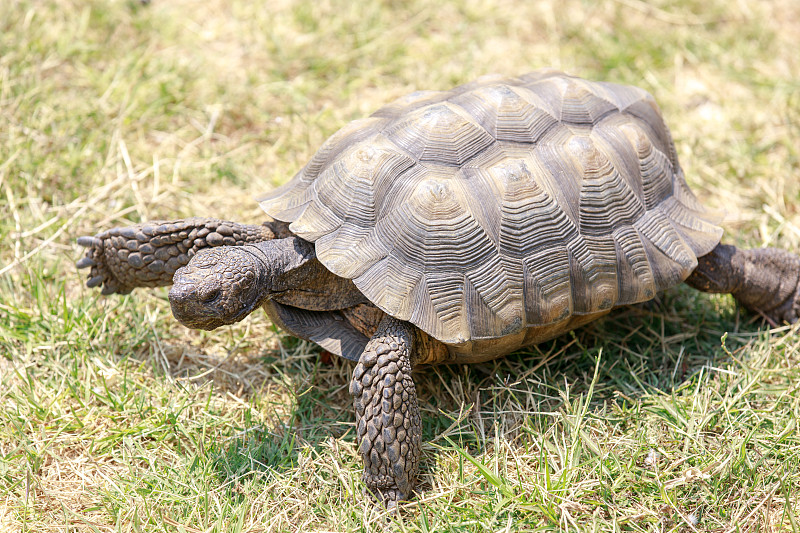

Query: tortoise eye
[201,287,221,304]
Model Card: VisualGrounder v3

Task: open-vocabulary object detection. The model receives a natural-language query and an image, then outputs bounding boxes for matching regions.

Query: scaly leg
[349,316,421,508]
[686,243,800,324]
[77,218,290,295]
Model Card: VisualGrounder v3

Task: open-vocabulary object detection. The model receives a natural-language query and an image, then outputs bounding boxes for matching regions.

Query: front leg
[349,316,421,508]
[76,218,290,295]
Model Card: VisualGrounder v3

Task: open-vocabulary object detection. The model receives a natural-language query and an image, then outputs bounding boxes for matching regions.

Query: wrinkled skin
[168,236,366,330]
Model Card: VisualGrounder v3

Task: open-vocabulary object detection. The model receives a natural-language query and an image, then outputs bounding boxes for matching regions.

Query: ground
[1,0,799,531]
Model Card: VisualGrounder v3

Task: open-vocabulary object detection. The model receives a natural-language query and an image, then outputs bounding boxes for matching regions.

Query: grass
[1,0,799,530]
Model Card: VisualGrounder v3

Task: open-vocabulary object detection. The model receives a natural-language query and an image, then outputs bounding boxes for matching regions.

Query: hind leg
[77,218,290,295]
[686,243,800,324]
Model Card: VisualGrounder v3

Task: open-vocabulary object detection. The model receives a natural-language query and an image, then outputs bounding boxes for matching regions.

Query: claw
[87,275,104,288]
[77,236,101,248]
[101,284,118,295]
[76,256,96,269]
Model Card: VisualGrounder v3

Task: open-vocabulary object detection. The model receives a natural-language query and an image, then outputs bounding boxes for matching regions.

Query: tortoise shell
[259,70,723,355]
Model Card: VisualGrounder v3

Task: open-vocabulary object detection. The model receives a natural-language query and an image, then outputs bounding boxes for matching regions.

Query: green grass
[1,0,799,531]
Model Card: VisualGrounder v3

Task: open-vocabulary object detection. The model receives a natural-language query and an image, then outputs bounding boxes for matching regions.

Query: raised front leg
[349,316,421,508]
[686,243,800,324]
[76,218,290,295]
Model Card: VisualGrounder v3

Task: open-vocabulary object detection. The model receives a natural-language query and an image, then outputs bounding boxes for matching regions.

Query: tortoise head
[169,246,269,330]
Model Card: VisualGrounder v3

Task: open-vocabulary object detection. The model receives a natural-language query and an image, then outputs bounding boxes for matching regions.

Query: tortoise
[77,70,800,507]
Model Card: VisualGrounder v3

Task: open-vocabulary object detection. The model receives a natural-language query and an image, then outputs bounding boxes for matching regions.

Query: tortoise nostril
[168,284,190,303]
[201,287,221,304]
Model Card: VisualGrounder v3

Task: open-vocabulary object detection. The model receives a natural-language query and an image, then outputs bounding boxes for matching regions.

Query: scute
[384,103,495,166]
[259,70,723,350]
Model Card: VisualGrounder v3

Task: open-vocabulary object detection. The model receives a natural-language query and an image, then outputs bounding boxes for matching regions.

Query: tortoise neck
[246,237,368,312]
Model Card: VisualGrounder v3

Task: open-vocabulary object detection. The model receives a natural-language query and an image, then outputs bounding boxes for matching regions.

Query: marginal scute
[523,248,572,325]
[466,274,520,340]
[287,192,340,242]
[465,254,520,338]
[355,254,422,322]
[635,208,697,276]
[613,225,656,303]
[672,170,714,214]
[421,273,468,342]
[314,222,387,278]
[259,70,724,349]
[568,234,619,313]
[659,196,724,256]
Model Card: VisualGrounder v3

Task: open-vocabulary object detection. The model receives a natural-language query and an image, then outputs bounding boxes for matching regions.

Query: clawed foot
[76,222,193,294]
[364,486,411,513]
[76,232,134,295]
